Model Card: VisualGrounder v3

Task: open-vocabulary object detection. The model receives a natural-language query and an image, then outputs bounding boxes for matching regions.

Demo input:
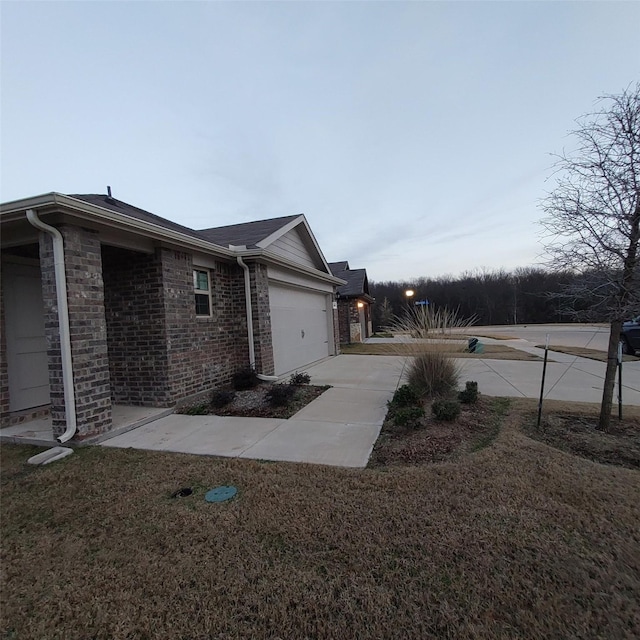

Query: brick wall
[162,249,249,401]
[102,246,170,405]
[40,226,112,439]
[336,298,371,343]
[249,262,274,375]
[0,282,8,423]
[336,299,351,343]
[332,295,341,355]
[103,246,250,405]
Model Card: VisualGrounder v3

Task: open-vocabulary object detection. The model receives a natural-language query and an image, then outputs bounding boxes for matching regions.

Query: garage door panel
[269,284,330,375]
[3,263,50,411]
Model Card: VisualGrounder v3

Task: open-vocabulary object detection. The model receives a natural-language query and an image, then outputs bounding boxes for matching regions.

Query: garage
[269,283,332,375]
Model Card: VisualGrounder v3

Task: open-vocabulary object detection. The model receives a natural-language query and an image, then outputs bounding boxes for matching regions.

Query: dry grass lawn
[340,341,540,360]
[2,399,639,639]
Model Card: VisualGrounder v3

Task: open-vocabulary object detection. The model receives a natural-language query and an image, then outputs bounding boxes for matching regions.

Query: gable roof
[328,261,373,300]
[198,215,300,249]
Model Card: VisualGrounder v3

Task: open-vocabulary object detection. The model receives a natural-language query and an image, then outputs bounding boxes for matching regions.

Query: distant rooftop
[328,261,372,299]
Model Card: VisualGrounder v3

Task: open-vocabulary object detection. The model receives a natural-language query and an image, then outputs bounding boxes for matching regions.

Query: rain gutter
[25,209,77,443]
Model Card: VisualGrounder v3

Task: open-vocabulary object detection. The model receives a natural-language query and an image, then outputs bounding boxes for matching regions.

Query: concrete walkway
[100,355,406,468]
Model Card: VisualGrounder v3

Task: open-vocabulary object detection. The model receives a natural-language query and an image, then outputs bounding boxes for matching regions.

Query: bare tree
[541,84,640,431]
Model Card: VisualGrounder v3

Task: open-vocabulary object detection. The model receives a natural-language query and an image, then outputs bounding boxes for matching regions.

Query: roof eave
[236,247,346,286]
[1,193,236,258]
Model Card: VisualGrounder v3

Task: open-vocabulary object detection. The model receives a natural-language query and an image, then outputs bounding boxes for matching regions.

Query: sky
[2,1,639,282]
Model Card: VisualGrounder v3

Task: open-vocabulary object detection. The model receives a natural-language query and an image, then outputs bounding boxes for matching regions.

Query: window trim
[193,269,212,318]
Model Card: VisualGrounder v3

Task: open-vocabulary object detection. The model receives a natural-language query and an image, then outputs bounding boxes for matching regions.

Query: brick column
[332,294,341,354]
[40,225,112,439]
[0,286,9,424]
[249,263,274,375]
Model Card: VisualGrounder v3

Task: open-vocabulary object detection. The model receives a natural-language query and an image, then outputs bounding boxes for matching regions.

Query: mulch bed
[523,410,640,470]
[369,395,510,467]
[178,383,330,419]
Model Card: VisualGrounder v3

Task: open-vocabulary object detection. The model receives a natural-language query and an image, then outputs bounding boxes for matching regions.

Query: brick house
[328,261,374,343]
[0,192,344,441]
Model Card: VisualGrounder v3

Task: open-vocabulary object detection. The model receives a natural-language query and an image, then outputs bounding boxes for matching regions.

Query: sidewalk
[463,337,640,405]
[101,355,406,468]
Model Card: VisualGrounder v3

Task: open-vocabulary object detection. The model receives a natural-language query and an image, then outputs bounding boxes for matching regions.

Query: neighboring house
[0,192,344,440]
[328,261,374,343]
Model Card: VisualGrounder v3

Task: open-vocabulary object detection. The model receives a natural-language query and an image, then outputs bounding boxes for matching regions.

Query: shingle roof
[328,261,349,273]
[328,261,371,298]
[69,195,302,251]
[198,215,300,249]
[68,194,210,243]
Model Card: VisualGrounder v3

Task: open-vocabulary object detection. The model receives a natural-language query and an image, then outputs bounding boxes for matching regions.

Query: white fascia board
[0,192,60,219]
[238,247,346,286]
[1,193,235,259]
[256,214,333,276]
[255,215,305,248]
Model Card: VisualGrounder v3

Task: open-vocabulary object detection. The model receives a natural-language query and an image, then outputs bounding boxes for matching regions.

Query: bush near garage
[289,371,312,386]
[266,383,297,407]
[232,367,260,391]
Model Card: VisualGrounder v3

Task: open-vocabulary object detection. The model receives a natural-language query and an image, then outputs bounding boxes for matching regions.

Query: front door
[2,261,50,411]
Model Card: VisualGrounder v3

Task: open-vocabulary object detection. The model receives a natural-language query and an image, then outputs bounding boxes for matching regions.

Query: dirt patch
[177,383,329,419]
[369,396,510,467]
[521,401,640,470]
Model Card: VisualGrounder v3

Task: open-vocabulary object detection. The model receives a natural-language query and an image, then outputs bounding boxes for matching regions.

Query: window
[194,269,211,316]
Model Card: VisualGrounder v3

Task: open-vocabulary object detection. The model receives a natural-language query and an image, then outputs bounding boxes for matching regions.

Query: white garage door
[269,284,330,375]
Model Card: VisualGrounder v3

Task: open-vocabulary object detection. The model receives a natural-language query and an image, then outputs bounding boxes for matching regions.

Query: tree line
[370,267,601,330]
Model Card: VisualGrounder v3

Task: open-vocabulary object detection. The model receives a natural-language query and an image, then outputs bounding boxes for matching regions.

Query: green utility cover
[205,486,237,503]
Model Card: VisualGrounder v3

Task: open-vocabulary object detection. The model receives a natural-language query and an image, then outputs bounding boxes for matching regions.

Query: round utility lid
[205,485,237,503]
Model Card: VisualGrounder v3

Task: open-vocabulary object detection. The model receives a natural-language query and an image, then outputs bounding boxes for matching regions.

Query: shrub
[458,380,479,404]
[393,406,425,428]
[432,399,461,421]
[185,404,209,416]
[211,390,236,409]
[389,384,421,408]
[406,351,459,398]
[232,367,259,391]
[289,371,311,386]
[389,304,477,338]
[266,383,296,407]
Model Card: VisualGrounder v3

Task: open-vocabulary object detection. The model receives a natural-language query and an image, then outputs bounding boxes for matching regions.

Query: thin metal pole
[537,334,550,428]
[618,341,623,421]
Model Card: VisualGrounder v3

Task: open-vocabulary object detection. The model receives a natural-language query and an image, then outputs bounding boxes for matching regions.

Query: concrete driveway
[100,355,406,468]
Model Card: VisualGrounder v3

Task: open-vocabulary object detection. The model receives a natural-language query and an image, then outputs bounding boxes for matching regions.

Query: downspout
[26,210,77,443]
[236,256,279,382]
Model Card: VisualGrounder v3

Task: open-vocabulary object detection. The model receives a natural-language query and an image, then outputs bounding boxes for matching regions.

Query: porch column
[40,225,112,439]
